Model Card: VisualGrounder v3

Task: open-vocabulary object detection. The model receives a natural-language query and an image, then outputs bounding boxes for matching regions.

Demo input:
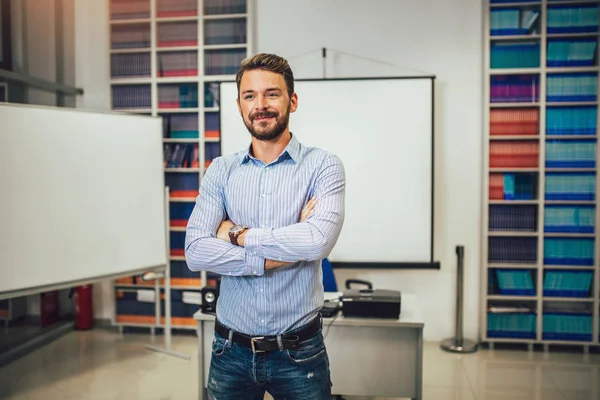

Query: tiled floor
[0,329,598,399]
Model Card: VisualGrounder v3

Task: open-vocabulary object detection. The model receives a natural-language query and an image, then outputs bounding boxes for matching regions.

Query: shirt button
[262,193,267,197]
[260,288,264,293]
[261,224,265,228]
[253,270,257,274]
[260,319,265,324]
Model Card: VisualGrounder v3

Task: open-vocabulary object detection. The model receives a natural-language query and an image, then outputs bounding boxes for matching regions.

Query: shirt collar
[241,133,301,165]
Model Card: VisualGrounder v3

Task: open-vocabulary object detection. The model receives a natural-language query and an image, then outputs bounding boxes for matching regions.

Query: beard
[243,104,290,142]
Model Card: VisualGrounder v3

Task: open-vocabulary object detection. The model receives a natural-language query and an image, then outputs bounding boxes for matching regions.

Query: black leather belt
[214,316,321,353]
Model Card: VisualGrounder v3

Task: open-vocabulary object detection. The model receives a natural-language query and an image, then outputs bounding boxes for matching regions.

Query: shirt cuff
[245,252,265,276]
[244,228,264,256]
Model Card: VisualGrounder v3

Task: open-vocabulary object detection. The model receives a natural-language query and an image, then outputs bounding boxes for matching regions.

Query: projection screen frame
[219,76,440,270]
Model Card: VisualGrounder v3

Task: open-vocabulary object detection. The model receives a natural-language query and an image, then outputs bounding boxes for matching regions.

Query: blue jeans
[207,323,332,400]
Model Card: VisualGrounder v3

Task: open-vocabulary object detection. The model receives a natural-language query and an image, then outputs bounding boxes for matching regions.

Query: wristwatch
[228,224,248,246]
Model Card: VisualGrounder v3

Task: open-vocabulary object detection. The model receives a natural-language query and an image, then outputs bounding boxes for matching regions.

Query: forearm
[244,213,343,263]
[185,230,265,276]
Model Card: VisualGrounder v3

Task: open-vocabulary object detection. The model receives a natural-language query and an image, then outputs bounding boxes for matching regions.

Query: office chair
[321,258,338,292]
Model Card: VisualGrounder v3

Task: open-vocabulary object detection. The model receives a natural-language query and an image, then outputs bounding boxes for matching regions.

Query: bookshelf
[108,0,253,330]
[483,0,600,351]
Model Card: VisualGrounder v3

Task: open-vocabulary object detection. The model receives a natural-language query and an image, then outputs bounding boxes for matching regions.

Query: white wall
[72,0,484,337]
[254,0,483,341]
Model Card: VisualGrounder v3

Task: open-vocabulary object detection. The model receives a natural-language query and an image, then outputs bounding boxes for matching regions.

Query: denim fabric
[207,327,332,400]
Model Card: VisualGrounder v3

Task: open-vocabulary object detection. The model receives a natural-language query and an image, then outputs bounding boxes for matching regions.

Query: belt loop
[276,335,283,351]
[227,329,233,347]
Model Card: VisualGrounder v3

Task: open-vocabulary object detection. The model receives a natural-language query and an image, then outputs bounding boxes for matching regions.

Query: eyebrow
[241,87,282,95]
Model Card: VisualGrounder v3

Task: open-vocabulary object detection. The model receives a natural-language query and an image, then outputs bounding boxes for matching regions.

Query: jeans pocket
[284,335,326,363]
[211,333,230,357]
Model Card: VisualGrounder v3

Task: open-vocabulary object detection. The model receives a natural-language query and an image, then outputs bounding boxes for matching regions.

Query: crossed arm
[184,155,345,276]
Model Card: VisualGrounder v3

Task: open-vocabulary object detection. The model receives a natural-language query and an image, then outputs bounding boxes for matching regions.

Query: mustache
[250,111,278,121]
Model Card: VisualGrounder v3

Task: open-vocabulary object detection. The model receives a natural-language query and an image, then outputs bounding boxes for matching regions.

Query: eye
[244,94,254,100]
[267,93,279,98]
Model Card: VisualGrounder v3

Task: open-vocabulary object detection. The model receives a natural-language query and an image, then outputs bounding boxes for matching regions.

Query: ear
[289,92,298,113]
[236,97,242,116]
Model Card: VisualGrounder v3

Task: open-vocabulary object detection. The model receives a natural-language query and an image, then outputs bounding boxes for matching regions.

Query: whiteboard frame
[0,103,169,299]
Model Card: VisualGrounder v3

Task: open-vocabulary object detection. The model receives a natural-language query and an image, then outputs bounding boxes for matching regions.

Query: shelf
[203,75,237,82]
[544,200,596,205]
[110,78,152,85]
[490,102,540,108]
[164,168,201,173]
[158,108,200,113]
[489,2,541,7]
[543,233,596,237]
[490,168,540,172]
[489,263,538,269]
[113,108,151,114]
[545,168,597,172]
[170,197,196,202]
[110,18,151,25]
[489,200,540,204]
[488,295,538,301]
[111,48,152,54]
[490,68,541,75]
[203,13,247,20]
[543,297,595,302]
[546,67,600,73]
[156,16,198,23]
[157,77,200,84]
[488,232,538,237]
[490,135,541,140]
[545,135,597,139]
[157,45,199,52]
[544,265,596,270]
[163,138,199,143]
[203,44,247,50]
[490,34,542,41]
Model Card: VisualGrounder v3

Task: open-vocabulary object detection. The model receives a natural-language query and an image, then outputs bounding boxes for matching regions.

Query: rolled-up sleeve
[185,158,266,276]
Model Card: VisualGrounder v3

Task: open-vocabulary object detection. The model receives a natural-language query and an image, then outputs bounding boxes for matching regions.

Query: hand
[216,220,234,242]
[300,197,317,222]
[265,259,293,270]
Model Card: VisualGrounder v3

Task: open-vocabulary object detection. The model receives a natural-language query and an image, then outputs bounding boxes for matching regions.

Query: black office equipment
[341,279,401,319]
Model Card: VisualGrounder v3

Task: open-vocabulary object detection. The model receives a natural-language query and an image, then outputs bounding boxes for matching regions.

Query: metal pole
[456,245,464,345]
[146,186,190,360]
[322,47,327,78]
[441,245,478,353]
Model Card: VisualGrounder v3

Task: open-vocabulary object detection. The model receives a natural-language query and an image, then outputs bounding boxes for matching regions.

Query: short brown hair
[236,53,295,97]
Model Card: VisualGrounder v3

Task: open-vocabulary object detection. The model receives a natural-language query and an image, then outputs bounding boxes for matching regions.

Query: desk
[193,293,424,400]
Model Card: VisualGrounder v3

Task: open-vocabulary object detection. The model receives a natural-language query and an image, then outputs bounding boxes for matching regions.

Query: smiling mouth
[254,116,273,122]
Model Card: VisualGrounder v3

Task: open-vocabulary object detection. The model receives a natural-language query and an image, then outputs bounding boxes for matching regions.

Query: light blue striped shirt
[185,134,346,335]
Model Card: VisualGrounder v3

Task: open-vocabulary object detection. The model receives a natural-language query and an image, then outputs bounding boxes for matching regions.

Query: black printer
[341,280,401,319]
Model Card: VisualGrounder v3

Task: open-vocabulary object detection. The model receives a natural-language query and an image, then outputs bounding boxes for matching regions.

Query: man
[185,53,346,400]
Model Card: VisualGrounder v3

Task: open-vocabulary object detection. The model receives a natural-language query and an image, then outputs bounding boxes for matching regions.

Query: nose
[255,94,268,110]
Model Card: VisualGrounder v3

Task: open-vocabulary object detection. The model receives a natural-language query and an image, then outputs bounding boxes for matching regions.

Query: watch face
[230,225,244,234]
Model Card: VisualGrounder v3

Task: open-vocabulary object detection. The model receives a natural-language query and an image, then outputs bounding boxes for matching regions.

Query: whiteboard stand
[144,187,191,361]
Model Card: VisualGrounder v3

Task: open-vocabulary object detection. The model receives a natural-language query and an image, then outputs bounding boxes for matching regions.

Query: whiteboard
[0,104,167,295]
[220,78,434,265]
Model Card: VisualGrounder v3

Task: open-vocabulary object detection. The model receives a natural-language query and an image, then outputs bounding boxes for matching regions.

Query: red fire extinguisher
[71,285,94,330]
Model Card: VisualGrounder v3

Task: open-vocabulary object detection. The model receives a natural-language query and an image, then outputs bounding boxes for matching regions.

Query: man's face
[237,69,298,141]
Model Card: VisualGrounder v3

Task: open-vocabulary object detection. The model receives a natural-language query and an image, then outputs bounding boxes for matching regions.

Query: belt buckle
[251,336,265,353]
